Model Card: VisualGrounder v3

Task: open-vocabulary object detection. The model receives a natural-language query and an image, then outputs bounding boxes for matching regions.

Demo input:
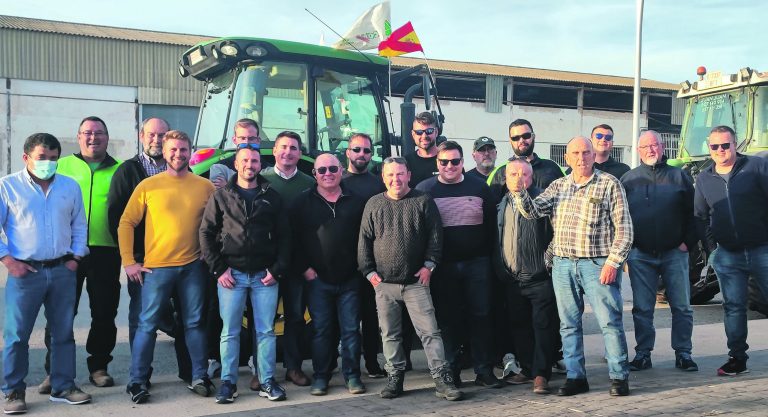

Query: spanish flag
[378,21,423,57]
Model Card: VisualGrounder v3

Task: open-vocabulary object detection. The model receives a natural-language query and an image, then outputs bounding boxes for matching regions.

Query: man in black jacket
[694,125,768,376]
[199,145,290,404]
[106,117,192,384]
[358,157,462,401]
[590,124,630,179]
[621,130,698,373]
[292,154,367,396]
[493,158,559,394]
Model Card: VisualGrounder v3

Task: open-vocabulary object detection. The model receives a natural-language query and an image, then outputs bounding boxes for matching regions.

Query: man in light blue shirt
[0,133,90,414]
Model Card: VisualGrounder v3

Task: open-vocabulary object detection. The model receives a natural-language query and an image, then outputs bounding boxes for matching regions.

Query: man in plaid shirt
[510,136,633,397]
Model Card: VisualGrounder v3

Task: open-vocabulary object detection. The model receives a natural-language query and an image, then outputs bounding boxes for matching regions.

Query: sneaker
[310,378,328,396]
[505,372,533,385]
[717,357,749,376]
[609,378,630,396]
[366,365,387,379]
[215,380,238,404]
[434,370,463,401]
[552,359,567,375]
[259,378,286,401]
[49,387,92,405]
[675,354,699,372]
[502,353,521,379]
[628,355,652,371]
[207,359,222,379]
[557,378,589,396]
[474,373,503,388]
[380,371,405,399]
[126,383,150,404]
[187,377,215,397]
[346,377,367,394]
[38,375,52,395]
[89,369,114,387]
[4,390,27,414]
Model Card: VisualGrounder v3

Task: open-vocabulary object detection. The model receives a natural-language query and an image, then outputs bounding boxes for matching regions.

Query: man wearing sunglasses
[415,141,501,389]
[694,125,768,377]
[404,112,440,187]
[341,133,388,379]
[211,118,262,189]
[291,154,367,396]
[621,130,698,374]
[589,124,630,179]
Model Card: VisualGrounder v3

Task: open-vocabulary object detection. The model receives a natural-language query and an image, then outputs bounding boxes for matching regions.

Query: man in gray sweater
[358,157,462,401]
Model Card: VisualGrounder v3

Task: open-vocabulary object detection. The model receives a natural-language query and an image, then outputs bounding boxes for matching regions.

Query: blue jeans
[3,264,76,394]
[218,269,278,384]
[129,260,207,386]
[552,256,629,380]
[306,277,361,381]
[627,247,693,357]
[710,245,768,360]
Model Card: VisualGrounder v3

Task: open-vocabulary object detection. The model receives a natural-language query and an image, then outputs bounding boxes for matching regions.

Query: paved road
[1,271,767,416]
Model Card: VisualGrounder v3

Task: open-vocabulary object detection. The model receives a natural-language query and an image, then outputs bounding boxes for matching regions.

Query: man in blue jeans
[621,130,698,372]
[510,136,633,397]
[694,125,768,376]
[1,133,91,414]
[200,144,290,403]
[291,154,367,396]
[118,131,215,403]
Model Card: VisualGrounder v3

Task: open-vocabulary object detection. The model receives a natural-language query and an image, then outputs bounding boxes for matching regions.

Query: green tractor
[671,66,768,314]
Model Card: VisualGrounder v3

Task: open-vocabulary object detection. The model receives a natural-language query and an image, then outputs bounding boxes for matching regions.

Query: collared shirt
[0,169,88,261]
[138,152,166,177]
[273,165,298,180]
[513,169,633,268]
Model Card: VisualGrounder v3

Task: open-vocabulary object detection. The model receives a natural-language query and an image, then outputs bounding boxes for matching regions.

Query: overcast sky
[1,0,765,83]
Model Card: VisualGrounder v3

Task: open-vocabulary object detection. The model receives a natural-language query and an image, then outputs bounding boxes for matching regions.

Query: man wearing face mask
[1,133,90,414]
[44,116,122,390]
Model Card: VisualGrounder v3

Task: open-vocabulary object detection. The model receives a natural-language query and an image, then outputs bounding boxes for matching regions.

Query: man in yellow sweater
[118,130,215,404]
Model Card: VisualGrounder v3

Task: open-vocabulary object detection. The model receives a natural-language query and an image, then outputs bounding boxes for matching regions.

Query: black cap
[473,136,496,151]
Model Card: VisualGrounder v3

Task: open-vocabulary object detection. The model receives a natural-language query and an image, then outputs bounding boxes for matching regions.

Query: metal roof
[0,14,678,91]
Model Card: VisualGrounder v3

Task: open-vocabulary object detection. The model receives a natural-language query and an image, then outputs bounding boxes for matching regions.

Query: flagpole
[631,0,644,168]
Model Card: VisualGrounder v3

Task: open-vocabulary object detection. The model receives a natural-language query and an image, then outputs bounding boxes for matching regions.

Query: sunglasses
[709,143,732,151]
[438,158,462,167]
[236,143,260,151]
[594,133,614,141]
[349,147,372,154]
[510,132,533,142]
[413,128,436,136]
[313,166,340,175]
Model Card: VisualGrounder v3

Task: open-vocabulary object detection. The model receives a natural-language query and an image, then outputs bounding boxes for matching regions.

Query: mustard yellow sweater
[118,172,214,268]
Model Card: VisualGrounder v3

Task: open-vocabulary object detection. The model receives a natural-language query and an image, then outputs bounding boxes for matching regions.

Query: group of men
[3,109,768,414]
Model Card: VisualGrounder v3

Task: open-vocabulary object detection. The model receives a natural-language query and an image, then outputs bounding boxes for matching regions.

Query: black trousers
[360,276,382,369]
[505,279,559,380]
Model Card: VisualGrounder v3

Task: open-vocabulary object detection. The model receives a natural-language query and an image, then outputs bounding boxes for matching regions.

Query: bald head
[565,135,595,180]
[313,153,342,191]
[566,136,593,153]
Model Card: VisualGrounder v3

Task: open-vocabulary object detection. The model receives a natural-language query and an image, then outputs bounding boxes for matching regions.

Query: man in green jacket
[41,116,122,391]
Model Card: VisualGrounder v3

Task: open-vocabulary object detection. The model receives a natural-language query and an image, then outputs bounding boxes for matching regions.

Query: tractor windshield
[753,86,768,148]
[683,91,748,156]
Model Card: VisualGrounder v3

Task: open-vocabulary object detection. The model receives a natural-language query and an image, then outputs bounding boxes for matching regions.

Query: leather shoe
[38,376,52,395]
[557,378,589,396]
[286,369,311,386]
[89,370,115,387]
[533,376,550,395]
[609,378,629,396]
[249,374,261,391]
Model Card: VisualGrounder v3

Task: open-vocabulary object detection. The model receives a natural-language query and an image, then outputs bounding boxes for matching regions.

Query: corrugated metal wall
[0,29,204,106]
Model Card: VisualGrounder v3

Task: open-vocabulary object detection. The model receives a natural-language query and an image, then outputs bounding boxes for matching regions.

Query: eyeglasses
[350,147,372,154]
[510,132,533,142]
[236,143,260,151]
[594,133,614,141]
[413,128,436,136]
[709,143,732,151]
[638,144,661,150]
[80,131,106,137]
[313,166,340,175]
[438,158,462,167]
[235,136,260,142]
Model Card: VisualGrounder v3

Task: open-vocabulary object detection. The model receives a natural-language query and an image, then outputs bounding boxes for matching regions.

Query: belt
[21,256,69,269]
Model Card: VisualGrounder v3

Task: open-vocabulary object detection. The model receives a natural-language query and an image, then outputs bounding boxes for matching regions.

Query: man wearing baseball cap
[467,137,497,181]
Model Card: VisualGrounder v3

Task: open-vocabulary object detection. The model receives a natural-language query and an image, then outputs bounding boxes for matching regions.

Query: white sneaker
[502,353,521,379]
[207,359,222,379]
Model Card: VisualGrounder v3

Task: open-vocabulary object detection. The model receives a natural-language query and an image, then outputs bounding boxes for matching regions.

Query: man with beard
[341,133,387,378]
[488,119,564,201]
[404,112,440,187]
[200,144,289,404]
[210,118,262,188]
[107,118,192,386]
[466,136,497,181]
[119,130,215,403]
